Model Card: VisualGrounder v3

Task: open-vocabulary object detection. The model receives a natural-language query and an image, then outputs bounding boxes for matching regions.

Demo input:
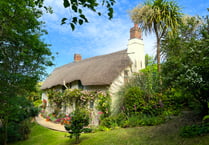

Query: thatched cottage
[41,24,145,122]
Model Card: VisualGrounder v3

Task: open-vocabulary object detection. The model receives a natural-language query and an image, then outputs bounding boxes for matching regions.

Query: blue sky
[41,0,209,74]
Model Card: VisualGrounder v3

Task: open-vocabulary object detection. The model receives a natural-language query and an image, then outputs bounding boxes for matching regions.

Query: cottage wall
[108,66,133,112]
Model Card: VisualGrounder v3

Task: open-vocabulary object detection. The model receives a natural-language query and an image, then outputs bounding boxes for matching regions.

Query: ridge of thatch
[41,49,132,90]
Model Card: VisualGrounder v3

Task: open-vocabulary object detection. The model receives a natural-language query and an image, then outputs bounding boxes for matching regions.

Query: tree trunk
[75,135,80,144]
[156,38,161,73]
[1,118,8,145]
[156,38,162,86]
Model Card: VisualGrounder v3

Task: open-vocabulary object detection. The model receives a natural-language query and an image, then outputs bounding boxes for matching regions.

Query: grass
[10,115,209,145]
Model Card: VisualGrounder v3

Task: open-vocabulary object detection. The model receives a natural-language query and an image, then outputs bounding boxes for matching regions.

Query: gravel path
[35,114,67,132]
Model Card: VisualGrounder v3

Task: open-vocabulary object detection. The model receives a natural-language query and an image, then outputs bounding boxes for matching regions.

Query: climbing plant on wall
[95,91,111,118]
[46,88,111,115]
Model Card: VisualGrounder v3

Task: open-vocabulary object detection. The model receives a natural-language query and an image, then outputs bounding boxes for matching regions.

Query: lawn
[10,116,209,145]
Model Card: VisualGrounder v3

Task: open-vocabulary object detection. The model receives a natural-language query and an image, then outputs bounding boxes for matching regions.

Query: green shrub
[0,120,31,143]
[122,87,163,116]
[96,125,111,131]
[33,99,42,107]
[100,117,118,129]
[64,109,90,144]
[99,113,127,129]
[96,91,111,119]
[180,123,209,138]
[82,128,92,133]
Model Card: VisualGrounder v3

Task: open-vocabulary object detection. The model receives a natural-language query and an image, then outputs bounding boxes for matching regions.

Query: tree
[161,14,209,116]
[130,0,182,73]
[0,0,53,144]
[62,0,115,30]
[35,0,115,30]
[64,109,90,144]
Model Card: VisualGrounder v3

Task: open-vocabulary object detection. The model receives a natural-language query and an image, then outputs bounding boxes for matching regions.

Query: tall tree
[130,0,182,73]
[0,0,53,144]
[161,14,209,116]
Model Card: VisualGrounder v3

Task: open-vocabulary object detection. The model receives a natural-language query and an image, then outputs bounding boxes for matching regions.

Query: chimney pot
[74,54,82,62]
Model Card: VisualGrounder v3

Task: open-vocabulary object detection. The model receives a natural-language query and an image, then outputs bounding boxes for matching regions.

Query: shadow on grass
[125,112,205,145]
[63,135,90,145]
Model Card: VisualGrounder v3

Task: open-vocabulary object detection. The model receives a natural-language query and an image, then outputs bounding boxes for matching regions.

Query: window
[124,70,129,83]
[90,100,94,108]
[78,80,83,89]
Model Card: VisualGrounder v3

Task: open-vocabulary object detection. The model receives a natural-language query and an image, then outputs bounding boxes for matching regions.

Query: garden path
[35,114,67,132]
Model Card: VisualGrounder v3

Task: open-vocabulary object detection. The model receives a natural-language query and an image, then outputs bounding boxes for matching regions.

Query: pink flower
[98,111,103,115]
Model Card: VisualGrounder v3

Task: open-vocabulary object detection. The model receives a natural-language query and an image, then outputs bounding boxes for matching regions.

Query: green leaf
[61,18,67,25]
[98,12,101,16]
[78,19,83,25]
[78,8,82,14]
[72,5,78,12]
[203,115,209,121]
[63,0,70,8]
[72,17,77,24]
[80,14,88,22]
[108,7,114,19]
[70,23,75,31]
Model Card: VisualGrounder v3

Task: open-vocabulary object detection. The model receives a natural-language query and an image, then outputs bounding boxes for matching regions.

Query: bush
[99,113,165,129]
[100,113,127,129]
[82,128,92,133]
[180,123,209,138]
[64,109,90,144]
[0,120,31,143]
[122,87,163,116]
[100,117,118,129]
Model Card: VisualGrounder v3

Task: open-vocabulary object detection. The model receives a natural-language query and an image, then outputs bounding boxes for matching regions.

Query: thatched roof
[41,50,132,90]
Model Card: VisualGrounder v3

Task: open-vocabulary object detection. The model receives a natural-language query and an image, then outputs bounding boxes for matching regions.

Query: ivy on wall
[46,88,111,116]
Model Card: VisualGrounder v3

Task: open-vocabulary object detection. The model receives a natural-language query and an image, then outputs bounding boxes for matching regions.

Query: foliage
[203,102,209,122]
[161,88,187,115]
[117,63,163,116]
[161,14,209,116]
[47,89,64,114]
[63,89,96,109]
[46,88,111,123]
[27,82,42,103]
[59,0,115,30]
[0,0,53,144]
[5,120,31,143]
[95,91,111,118]
[0,96,39,144]
[99,112,165,129]
[35,0,115,30]
[130,0,182,72]
[64,109,90,144]
[180,123,209,138]
[100,116,119,129]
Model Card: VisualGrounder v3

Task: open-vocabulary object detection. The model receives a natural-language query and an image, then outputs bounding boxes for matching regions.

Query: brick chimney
[130,24,142,39]
[74,54,82,62]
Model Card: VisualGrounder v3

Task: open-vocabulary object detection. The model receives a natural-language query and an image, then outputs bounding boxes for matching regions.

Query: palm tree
[130,0,182,73]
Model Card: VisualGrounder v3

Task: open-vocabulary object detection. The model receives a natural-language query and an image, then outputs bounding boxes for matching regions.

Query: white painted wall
[127,38,145,72]
[71,80,79,89]
[108,66,132,112]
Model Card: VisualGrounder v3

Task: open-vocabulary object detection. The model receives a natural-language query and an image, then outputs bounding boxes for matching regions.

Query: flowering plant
[65,109,90,144]
[42,99,47,109]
